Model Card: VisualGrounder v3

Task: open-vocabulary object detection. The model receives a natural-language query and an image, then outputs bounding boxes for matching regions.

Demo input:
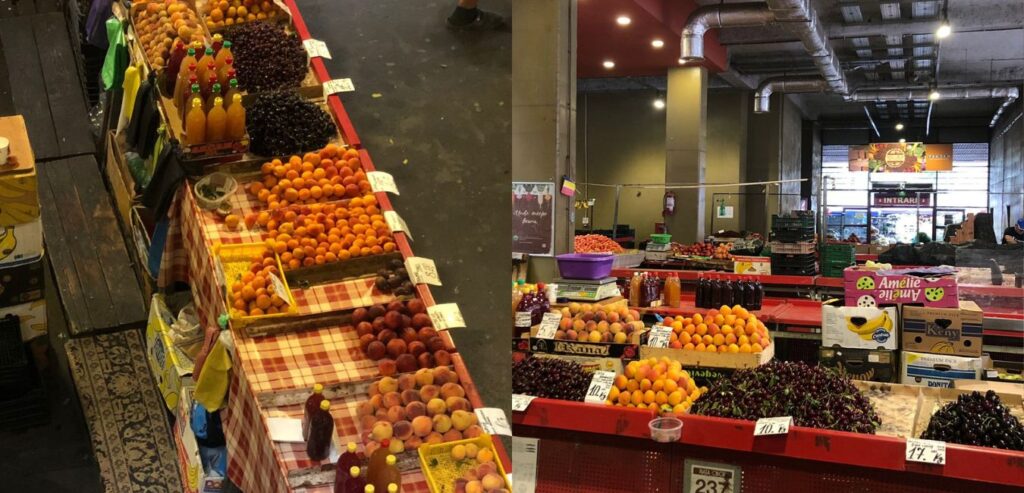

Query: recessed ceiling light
[899,138,906,143]
[651,39,664,49]
[602,60,615,69]
[616,16,631,26]
[929,90,941,100]
[936,23,952,38]
[895,122,904,130]
[653,98,666,110]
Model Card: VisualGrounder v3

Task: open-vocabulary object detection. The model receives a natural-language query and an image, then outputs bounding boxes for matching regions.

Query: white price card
[474,408,512,436]
[683,459,741,493]
[514,312,533,328]
[405,257,442,286]
[267,418,304,443]
[754,416,792,436]
[647,325,672,348]
[268,273,293,305]
[584,370,617,404]
[512,394,537,412]
[427,303,466,330]
[511,437,539,493]
[906,438,946,465]
[302,39,331,59]
[382,210,411,239]
[366,171,400,195]
[534,312,562,339]
[323,78,355,98]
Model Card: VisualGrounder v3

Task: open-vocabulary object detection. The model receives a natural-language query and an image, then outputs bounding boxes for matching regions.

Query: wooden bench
[36,155,147,335]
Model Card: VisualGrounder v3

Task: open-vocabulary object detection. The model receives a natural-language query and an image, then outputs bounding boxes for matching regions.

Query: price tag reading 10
[584,371,616,404]
[754,416,792,436]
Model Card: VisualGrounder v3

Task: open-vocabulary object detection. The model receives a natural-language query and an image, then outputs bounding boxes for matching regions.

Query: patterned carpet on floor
[65,329,183,493]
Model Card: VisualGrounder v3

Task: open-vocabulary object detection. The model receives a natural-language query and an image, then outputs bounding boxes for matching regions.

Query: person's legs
[447,0,507,31]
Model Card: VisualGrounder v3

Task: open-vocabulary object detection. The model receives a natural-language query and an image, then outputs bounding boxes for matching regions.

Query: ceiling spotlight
[899,138,906,143]
[895,122,904,130]
[616,15,631,26]
[651,39,664,49]
[653,98,666,110]
[936,23,952,39]
[602,60,615,69]
[929,90,941,100]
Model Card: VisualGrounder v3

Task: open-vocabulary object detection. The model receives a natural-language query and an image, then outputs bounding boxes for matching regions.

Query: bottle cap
[319,400,330,411]
[214,96,223,106]
[213,33,223,42]
[313,383,323,393]
[191,98,202,107]
[387,485,398,493]
[212,84,222,93]
[223,40,232,48]
[205,47,214,55]
[385,455,396,466]
[364,486,374,493]
[187,47,196,56]
[191,83,200,91]
[229,78,238,87]
[347,442,357,453]
[232,93,242,104]
[349,466,360,478]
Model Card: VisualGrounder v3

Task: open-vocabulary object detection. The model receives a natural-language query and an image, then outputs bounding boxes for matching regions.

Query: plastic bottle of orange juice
[185,98,206,145]
[215,40,233,70]
[206,97,227,142]
[197,47,216,83]
[174,63,197,109]
[226,93,246,140]
[206,83,223,111]
[217,57,234,90]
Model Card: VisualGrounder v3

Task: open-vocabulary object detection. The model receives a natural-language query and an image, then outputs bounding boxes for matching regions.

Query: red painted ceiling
[577,0,727,78]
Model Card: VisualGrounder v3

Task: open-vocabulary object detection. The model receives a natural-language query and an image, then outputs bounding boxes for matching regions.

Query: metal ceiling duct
[754,77,829,113]
[680,4,775,62]
[846,86,1020,127]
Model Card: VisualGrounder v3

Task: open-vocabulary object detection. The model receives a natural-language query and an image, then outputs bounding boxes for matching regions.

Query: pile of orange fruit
[133,1,206,70]
[203,0,283,30]
[607,357,705,414]
[662,305,770,353]
[247,145,371,210]
[229,252,288,316]
[248,196,396,270]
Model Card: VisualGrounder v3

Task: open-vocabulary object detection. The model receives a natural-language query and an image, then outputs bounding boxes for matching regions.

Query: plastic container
[649,233,672,244]
[193,172,237,210]
[556,253,614,280]
[649,417,682,443]
[418,434,511,493]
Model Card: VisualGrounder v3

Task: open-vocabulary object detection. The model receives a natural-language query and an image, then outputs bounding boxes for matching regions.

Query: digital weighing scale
[555,277,620,301]
[645,241,672,261]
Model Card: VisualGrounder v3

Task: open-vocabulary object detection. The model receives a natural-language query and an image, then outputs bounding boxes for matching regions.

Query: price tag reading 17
[754,416,792,436]
[584,371,616,404]
[647,325,672,348]
[906,438,946,465]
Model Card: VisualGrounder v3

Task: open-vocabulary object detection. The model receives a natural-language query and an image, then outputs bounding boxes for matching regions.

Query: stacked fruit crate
[820,243,856,277]
[769,211,817,275]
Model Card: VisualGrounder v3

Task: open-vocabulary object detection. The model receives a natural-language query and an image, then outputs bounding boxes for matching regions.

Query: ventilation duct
[680,4,774,61]
[754,77,829,113]
[846,86,1020,127]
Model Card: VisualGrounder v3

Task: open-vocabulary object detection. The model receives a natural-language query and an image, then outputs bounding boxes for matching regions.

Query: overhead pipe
[680,4,776,61]
[845,86,1020,127]
[754,77,829,113]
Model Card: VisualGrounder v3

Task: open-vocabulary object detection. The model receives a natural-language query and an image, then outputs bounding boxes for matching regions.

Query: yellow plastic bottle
[226,93,246,140]
[207,97,227,143]
[197,47,216,84]
[215,40,233,70]
[185,98,206,145]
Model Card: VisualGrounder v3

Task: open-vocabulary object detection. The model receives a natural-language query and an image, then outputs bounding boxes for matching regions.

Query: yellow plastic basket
[216,242,298,327]
[417,434,511,493]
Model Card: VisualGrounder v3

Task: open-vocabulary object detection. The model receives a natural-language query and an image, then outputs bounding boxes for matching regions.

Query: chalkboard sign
[513,182,555,256]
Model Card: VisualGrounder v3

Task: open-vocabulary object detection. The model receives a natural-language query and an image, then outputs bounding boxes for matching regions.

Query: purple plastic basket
[556,253,614,280]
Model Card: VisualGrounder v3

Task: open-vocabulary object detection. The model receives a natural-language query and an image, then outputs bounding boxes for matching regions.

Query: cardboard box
[0,254,43,308]
[1,299,46,341]
[819,347,898,383]
[0,217,42,267]
[902,301,983,357]
[844,267,958,308]
[104,131,136,229]
[146,295,195,410]
[901,351,983,388]
[733,255,771,275]
[821,304,899,350]
[174,387,202,493]
[640,340,774,369]
[0,115,40,225]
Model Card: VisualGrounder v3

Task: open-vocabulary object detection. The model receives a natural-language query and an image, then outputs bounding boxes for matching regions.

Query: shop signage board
[683,459,742,493]
[513,182,555,256]
[872,192,931,207]
[848,143,953,172]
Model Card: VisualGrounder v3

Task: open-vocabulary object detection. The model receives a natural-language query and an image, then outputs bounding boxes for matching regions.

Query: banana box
[0,217,43,267]
[146,295,196,410]
[901,351,983,388]
[819,347,898,383]
[0,299,47,341]
[0,115,40,224]
[821,303,899,350]
[0,254,44,309]
[902,301,983,357]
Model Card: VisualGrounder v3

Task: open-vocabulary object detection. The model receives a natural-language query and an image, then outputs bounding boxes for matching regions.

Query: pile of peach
[353,300,452,376]
[553,302,645,343]
[229,250,287,317]
[608,357,705,414]
[246,194,396,270]
[358,368,481,455]
[450,445,508,493]
[662,305,771,353]
[247,145,370,210]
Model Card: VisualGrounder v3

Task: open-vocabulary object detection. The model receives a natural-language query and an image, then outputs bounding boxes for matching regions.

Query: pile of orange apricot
[229,252,289,317]
[607,357,705,414]
[247,145,371,210]
[662,305,771,353]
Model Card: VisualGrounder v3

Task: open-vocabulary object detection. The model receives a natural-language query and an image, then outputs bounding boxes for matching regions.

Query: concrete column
[705,90,748,233]
[512,0,576,280]
[665,66,708,242]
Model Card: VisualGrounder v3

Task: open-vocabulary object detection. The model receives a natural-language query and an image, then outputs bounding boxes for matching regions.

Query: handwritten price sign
[647,325,672,348]
[534,312,561,339]
[382,210,411,239]
[754,416,792,436]
[906,438,946,465]
[366,171,399,195]
[427,303,466,330]
[584,371,616,404]
[323,78,355,98]
[405,257,442,286]
[302,39,331,59]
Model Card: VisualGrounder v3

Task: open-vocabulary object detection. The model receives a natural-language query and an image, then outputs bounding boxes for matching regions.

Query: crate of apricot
[419,434,511,493]
[217,242,297,326]
[639,304,774,369]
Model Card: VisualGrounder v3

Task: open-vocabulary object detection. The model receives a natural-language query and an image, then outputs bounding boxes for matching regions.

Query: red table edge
[278,0,511,473]
[513,398,1024,487]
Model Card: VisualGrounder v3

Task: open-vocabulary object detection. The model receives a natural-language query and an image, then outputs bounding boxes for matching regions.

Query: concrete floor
[296,0,512,414]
